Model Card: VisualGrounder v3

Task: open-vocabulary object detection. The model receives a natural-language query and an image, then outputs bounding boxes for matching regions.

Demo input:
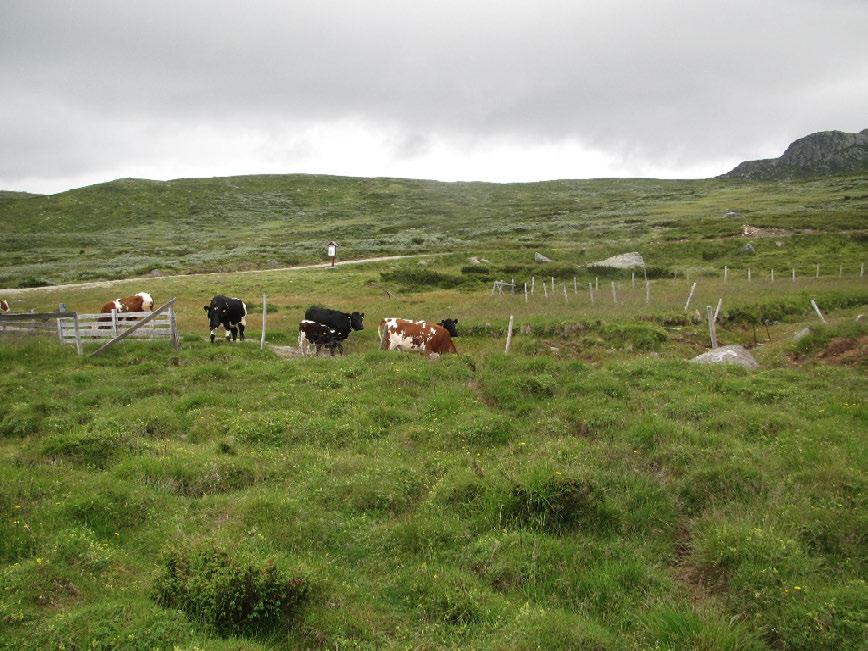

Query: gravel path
[0,254,437,296]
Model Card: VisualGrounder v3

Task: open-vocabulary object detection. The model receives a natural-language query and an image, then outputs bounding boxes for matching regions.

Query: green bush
[153,541,308,637]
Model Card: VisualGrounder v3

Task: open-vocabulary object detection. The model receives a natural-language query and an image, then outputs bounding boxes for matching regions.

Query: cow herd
[0,291,460,357]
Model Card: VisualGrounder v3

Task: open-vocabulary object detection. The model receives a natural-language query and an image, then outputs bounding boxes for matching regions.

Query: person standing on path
[327,241,337,267]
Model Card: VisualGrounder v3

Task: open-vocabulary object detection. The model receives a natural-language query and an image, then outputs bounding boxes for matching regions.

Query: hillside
[720,129,868,180]
[1,173,866,289]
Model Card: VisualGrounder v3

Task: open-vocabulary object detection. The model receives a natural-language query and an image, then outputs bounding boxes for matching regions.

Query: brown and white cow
[100,291,154,316]
[378,318,458,357]
[0,299,9,313]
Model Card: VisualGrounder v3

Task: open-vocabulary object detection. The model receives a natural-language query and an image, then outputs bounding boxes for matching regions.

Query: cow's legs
[230,326,239,341]
[238,322,246,341]
[210,329,217,344]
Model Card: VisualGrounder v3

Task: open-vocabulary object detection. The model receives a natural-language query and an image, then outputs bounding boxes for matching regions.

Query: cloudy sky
[1,0,866,194]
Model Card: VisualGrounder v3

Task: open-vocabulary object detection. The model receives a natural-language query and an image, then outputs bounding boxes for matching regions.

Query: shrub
[153,541,308,637]
[380,268,463,290]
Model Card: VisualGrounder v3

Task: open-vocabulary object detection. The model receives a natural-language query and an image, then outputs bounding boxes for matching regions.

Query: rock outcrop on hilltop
[719,129,868,180]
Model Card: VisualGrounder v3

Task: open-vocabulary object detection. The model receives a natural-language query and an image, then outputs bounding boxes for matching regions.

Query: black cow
[438,319,459,337]
[298,320,343,356]
[203,295,248,343]
[303,306,364,341]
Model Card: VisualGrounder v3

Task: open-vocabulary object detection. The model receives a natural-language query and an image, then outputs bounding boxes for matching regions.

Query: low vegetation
[0,172,865,648]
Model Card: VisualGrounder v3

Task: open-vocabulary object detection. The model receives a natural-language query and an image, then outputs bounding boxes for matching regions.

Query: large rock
[588,251,645,269]
[691,345,758,369]
[534,252,552,263]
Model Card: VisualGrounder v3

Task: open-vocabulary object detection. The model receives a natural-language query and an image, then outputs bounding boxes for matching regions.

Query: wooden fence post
[595,276,599,291]
[511,278,515,294]
[861,263,864,277]
[748,267,751,282]
[504,315,514,354]
[543,284,548,299]
[73,313,82,356]
[810,299,827,324]
[524,282,528,303]
[645,280,650,305]
[684,282,697,311]
[706,305,718,349]
[531,276,535,295]
[56,303,65,342]
[551,277,555,293]
[770,269,775,282]
[169,303,179,349]
[573,277,577,294]
[713,297,723,322]
[631,272,635,289]
[724,266,728,283]
[260,294,267,350]
[588,282,594,304]
[816,264,820,278]
[562,285,568,304]
[111,309,118,338]
[839,265,842,277]
[611,281,618,304]
[792,268,796,282]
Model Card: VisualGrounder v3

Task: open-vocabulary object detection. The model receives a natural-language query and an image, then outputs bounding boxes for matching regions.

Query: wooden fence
[0,299,179,356]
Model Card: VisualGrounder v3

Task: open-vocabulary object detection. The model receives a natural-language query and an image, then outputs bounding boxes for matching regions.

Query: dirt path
[0,254,438,296]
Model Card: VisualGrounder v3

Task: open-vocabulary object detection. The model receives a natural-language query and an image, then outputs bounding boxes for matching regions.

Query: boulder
[723,210,739,218]
[588,251,645,269]
[147,269,164,277]
[793,327,811,341]
[467,256,481,265]
[690,345,758,369]
[741,243,756,254]
[534,252,552,263]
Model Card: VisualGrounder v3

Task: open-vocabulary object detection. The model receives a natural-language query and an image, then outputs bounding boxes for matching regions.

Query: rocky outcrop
[720,129,868,180]
[691,345,758,369]
[588,252,645,269]
[534,252,552,263]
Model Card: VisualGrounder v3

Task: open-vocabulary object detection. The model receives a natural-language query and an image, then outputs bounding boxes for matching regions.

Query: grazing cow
[0,299,9,313]
[203,295,247,343]
[303,306,364,341]
[378,318,459,356]
[100,292,155,316]
[298,320,343,356]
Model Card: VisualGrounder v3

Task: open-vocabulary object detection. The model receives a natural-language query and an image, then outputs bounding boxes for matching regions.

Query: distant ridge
[719,129,868,180]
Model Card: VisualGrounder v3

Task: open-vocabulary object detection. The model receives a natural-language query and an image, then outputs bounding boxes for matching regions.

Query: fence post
[684,282,697,311]
[631,272,635,289]
[748,267,751,282]
[504,315,514,354]
[839,265,842,278]
[169,303,179,349]
[861,263,864,277]
[724,266,728,283]
[524,282,528,303]
[645,280,650,305]
[713,297,723,322]
[531,276,535,295]
[260,294,267,350]
[56,303,65,343]
[111,309,118,338]
[511,278,515,294]
[563,285,568,304]
[588,282,594,304]
[543,284,548,299]
[573,277,577,294]
[491,281,497,296]
[706,306,718,349]
[792,268,796,282]
[551,277,555,293]
[810,299,827,324]
[816,264,820,278]
[595,276,599,291]
[770,269,774,282]
[611,281,618,304]
[73,312,82,356]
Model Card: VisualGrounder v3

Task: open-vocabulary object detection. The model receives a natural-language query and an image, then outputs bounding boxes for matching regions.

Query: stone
[723,210,739,218]
[588,251,645,269]
[467,256,481,265]
[534,252,552,263]
[741,243,756,254]
[793,327,811,341]
[147,269,164,277]
[691,345,759,369]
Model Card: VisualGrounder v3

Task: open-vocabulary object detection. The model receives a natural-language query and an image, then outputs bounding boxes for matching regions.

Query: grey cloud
[1,0,866,191]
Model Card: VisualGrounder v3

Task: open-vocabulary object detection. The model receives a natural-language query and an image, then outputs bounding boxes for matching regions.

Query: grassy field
[1,172,866,649]
[0,173,866,288]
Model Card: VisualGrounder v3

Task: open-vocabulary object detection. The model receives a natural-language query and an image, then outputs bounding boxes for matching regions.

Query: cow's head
[439,318,459,337]
[203,303,224,330]
[136,292,154,311]
[350,311,365,330]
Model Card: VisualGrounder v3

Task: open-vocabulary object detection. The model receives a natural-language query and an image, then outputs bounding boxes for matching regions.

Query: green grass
[1,173,865,287]
[0,171,866,648]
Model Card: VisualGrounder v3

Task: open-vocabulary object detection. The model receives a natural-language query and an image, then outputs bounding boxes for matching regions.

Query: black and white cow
[203,295,247,343]
[303,306,365,341]
[298,320,343,356]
